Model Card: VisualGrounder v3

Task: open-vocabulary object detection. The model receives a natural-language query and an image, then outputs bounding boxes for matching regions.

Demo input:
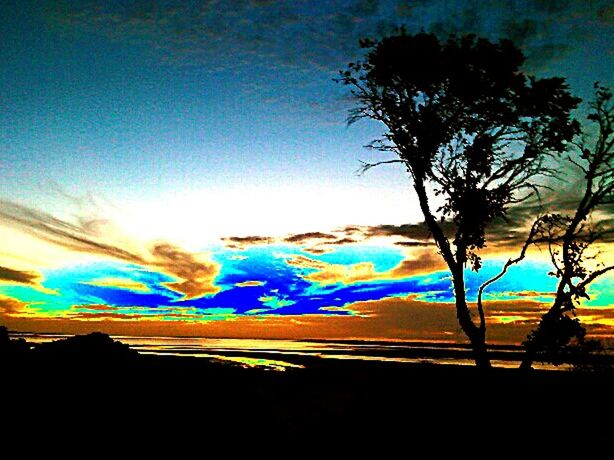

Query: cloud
[72,304,116,311]
[396,0,612,70]
[503,291,556,298]
[282,231,358,254]
[287,248,446,286]
[221,235,274,249]
[0,294,30,316]
[152,243,220,299]
[283,232,338,244]
[0,200,146,264]
[67,303,211,321]
[235,280,266,287]
[387,253,448,278]
[394,241,434,247]
[3,293,612,343]
[0,200,220,299]
[35,0,612,132]
[0,265,43,286]
[330,237,358,245]
[335,187,614,254]
[82,277,151,293]
[222,230,359,253]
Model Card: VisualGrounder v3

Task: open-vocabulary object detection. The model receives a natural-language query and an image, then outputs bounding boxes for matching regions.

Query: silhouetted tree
[479,84,612,369]
[338,30,580,368]
[529,85,612,370]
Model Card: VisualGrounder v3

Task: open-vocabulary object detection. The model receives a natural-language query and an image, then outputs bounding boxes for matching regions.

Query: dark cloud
[223,231,356,252]
[327,237,357,245]
[221,235,274,249]
[394,241,434,247]
[283,231,337,244]
[387,252,447,278]
[393,0,611,70]
[0,265,42,286]
[338,221,450,246]
[36,0,612,119]
[338,187,614,252]
[301,247,333,255]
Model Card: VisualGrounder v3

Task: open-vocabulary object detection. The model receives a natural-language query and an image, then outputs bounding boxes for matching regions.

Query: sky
[0,0,613,342]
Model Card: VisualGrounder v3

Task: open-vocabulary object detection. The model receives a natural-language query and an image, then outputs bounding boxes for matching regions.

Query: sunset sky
[1,0,612,343]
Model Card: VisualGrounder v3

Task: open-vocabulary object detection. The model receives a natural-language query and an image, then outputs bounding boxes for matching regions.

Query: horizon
[1,1,613,345]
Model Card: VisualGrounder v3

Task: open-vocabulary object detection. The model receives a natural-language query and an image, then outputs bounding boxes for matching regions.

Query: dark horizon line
[4,328,530,350]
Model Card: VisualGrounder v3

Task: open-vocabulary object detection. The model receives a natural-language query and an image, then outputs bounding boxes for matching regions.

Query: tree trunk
[412,178,492,369]
[452,273,492,370]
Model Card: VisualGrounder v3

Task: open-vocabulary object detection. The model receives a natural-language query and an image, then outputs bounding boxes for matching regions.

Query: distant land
[2,328,612,445]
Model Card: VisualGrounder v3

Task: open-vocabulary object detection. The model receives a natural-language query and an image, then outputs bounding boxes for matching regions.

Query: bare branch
[476,217,544,331]
[567,155,588,175]
[577,265,614,292]
[355,159,407,176]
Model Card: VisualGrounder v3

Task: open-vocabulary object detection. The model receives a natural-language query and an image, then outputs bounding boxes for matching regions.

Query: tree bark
[452,270,491,369]
[413,178,492,369]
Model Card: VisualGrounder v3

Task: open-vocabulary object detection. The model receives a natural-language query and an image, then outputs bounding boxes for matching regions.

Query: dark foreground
[2,333,612,451]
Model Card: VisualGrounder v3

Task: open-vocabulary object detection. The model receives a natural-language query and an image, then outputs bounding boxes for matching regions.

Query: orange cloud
[502,291,556,298]
[286,249,447,285]
[4,296,613,344]
[151,243,220,299]
[71,304,116,311]
[0,294,30,316]
[235,280,266,287]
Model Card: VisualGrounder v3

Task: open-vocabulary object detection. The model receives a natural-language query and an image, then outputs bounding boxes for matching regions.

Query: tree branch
[577,265,614,292]
[476,217,543,331]
[355,159,407,176]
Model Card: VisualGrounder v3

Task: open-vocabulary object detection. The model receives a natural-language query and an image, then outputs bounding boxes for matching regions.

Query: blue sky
[0,1,612,340]
[2,1,611,237]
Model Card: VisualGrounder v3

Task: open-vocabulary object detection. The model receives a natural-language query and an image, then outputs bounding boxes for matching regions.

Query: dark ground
[2,349,612,451]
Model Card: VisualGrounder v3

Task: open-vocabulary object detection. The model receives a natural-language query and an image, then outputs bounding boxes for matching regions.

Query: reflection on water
[11,333,580,371]
[139,350,305,371]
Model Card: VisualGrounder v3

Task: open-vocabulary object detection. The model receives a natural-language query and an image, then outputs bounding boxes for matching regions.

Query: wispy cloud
[0,200,220,299]
[38,0,612,126]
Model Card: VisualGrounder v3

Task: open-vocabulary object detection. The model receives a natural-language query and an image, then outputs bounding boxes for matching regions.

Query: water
[10,332,577,371]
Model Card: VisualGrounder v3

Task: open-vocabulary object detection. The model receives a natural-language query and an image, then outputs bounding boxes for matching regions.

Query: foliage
[338,30,580,272]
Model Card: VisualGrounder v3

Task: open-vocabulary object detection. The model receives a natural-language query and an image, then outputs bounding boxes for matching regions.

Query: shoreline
[3,332,612,444]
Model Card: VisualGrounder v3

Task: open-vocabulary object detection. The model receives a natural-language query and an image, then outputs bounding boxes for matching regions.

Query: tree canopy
[339,30,581,368]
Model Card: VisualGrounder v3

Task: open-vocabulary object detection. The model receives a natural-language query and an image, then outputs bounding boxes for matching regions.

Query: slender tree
[338,30,580,368]
[480,84,613,370]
